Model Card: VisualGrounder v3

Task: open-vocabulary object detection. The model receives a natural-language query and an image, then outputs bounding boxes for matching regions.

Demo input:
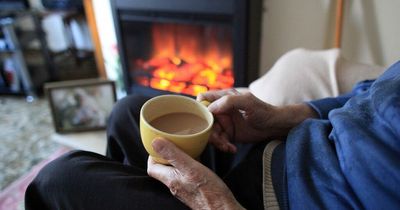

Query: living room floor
[0,96,59,190]
[0,53,98,191]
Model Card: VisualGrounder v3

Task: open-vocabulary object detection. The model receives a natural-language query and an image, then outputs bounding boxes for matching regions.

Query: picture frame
[45,79,116,133]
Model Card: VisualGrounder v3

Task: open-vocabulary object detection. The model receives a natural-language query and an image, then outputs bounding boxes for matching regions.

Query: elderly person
[25,51,400,210]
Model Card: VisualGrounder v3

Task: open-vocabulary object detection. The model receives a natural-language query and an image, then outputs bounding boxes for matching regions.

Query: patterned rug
[0,147,70,210]
[0,96,64,209]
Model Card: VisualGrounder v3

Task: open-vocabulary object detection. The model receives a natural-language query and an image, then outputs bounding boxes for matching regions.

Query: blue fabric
[307,80,374,119]
[286,61,400,209]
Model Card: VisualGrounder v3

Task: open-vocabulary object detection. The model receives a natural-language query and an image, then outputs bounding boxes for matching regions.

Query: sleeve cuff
[306,98,345,119]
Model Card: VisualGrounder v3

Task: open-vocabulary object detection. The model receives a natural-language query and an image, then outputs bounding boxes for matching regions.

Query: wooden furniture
[83,0,106,78]
[334,0,344,48]
[0,12,49,101]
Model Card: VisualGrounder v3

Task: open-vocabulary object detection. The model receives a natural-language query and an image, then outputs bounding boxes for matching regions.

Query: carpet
[0,96,64,210]
[0,96,61,190]
[0,54,98,191]
[0,147,70,210]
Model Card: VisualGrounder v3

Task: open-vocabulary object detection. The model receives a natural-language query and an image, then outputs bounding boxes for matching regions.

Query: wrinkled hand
[197,89,317,153]
[147,138,244,210]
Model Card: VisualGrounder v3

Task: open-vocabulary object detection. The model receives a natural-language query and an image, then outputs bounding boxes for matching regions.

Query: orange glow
[134,23,234,96]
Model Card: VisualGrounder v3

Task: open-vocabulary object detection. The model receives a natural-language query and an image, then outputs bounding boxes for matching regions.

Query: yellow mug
[140,95,213,164]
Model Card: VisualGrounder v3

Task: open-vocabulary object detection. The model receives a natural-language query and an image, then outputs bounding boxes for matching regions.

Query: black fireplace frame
[111,0,262,95]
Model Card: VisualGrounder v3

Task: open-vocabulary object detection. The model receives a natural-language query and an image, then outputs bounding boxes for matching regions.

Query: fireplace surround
[111,0,262,96]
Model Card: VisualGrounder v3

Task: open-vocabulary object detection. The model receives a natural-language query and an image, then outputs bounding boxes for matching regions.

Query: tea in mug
[149,112,208,135]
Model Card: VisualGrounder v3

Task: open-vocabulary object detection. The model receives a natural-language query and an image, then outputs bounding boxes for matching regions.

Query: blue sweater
[286,61,400,209]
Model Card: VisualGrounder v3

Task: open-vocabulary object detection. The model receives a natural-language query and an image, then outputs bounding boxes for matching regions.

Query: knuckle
[227,88,239,95]
[242,92,254,102]
[222,94,234,104]
[185,167,204,182]
[168,180,182,196]
[243,91,253,97]
[196,93,205,100]
[244,93,254,103]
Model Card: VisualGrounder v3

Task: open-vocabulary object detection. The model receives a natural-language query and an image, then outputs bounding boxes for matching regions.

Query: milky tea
[149,112,208,135]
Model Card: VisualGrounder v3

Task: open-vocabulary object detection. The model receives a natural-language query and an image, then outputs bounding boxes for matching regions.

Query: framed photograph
[45,79,116,133]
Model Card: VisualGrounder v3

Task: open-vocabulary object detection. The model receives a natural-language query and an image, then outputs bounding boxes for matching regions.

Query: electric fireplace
[111,0,262,96]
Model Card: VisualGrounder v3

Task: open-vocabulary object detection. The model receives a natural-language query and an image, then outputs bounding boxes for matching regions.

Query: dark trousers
[24,94,268,210]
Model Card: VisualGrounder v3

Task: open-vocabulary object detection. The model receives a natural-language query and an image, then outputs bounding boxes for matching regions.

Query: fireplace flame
[135,23,234,96]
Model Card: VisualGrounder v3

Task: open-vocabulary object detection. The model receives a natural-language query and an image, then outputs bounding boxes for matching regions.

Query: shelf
[18,31,37,46]
[0,86,25,95]
[0,12,44,97]
[0,44,14,53]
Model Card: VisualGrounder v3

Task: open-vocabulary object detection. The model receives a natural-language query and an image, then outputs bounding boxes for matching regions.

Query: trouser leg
[223,142,266,210]
[24,148,265,210]
[25,150,189,210]
[106,94,150,168]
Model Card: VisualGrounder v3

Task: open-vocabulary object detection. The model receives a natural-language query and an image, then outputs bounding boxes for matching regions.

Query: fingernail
[152,138,164,153]
[200,100,210,107]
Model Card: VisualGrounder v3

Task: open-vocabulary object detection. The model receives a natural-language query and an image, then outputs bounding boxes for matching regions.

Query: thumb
[152,138,193,170]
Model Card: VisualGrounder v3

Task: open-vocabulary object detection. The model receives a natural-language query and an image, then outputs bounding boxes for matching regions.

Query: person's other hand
[197,89,317,153]
[147,138,244,210]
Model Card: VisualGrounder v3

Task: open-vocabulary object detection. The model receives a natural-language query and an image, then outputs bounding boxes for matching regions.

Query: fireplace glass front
[120,20,233,96]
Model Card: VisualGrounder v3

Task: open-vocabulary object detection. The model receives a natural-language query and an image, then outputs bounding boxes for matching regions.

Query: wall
[260,0,400,75]
[92,0,125,98]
